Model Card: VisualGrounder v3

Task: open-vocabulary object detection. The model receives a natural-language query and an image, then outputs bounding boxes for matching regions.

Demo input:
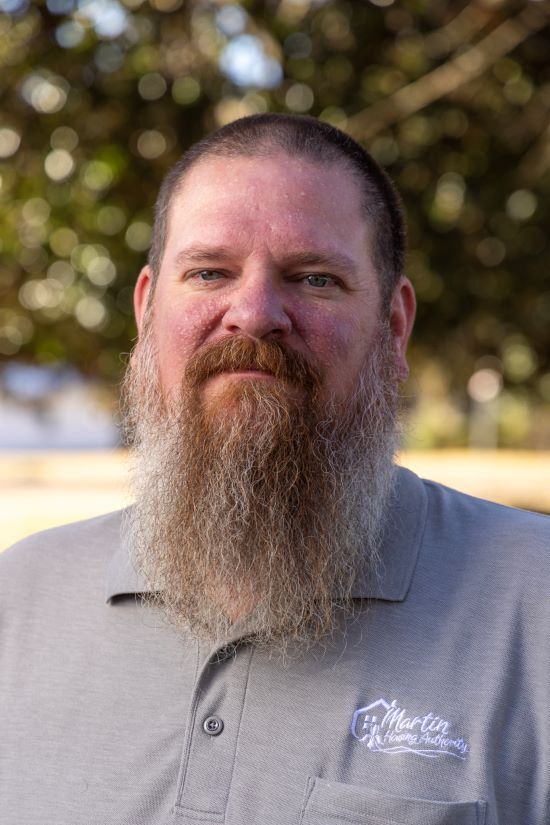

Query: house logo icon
[350,697,470,760]
[351,698,392,745]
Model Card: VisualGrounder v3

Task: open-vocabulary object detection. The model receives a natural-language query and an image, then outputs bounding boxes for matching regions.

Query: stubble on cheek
[149,295,221,398]
[298,311,376,406]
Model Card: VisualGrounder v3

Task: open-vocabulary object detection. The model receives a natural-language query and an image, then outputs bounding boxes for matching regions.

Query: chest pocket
[300,778,486,825]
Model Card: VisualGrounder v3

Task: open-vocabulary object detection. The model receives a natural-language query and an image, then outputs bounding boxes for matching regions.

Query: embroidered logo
[351,697,470,760]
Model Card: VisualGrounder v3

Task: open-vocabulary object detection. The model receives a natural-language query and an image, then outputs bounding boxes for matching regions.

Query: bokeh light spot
[138,72,167,100]
[19,278,65,311]
[22,197,51,225]
[285,82,314,112]
[46,0,74,13]
[78,0,128,38]
[49,227,79,257]
[136,130,167,159]
[50,126,79,152]
[0,0,30,13]
[55,20,85,48]
[125,221,151,251]
[47,260,75,286]
[216,4,247,37]
[21,73,68,113]
[75,295,107,329]
[71,243,109,273]
[503,76,533,105]
[81,160,114,192]
[86,256,117,287]
[476,237,506,267]
[506,189,537,222]
[96,205,126,235]
[44,149,75,181]
[95,42,125,73]
[284,32,312,58]
[219,34,282,89]
[502,341,538,382]
[370,136,399,165]
[0,313,33,355]
[172,76,201,105]
[467,369,502,403]
[0,128,21,159]
[431,173,465,226]
[319,106,347,128]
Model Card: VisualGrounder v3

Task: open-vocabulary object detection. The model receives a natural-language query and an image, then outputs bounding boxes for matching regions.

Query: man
[0,114,548,824]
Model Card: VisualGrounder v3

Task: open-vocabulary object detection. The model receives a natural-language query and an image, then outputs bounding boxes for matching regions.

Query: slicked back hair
[148,114,406,308]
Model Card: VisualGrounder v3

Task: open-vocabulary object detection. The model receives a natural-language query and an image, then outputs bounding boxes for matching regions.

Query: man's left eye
[196,270,223,282]
[303,274,334,288]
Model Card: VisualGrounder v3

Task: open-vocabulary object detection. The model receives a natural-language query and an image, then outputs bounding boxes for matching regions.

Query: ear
[134,265,153,336]
[389,276,416,381]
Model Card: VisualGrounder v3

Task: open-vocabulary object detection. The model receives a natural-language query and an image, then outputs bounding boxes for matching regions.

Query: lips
[224,367,275,377]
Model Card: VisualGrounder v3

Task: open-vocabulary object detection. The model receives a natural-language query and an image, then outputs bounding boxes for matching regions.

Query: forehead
[163,152,370,257]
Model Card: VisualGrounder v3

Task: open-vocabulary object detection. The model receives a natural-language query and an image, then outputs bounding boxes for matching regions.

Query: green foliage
[0,0,549,444]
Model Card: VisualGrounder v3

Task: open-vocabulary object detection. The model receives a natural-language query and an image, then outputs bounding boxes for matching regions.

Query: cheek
[298,309,376,399]
[152,298,221,388]
[300,310,370,367]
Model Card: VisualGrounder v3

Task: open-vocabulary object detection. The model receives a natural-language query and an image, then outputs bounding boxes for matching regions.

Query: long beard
[121,328,400,655]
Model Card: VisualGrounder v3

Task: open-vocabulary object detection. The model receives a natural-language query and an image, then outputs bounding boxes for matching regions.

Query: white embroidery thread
[351,698,470,760]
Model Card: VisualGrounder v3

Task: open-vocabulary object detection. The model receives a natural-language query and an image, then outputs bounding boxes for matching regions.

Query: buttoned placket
[171,639,253,822]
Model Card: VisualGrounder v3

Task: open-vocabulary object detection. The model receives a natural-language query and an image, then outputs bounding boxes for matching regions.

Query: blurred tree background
[0,0,549,448]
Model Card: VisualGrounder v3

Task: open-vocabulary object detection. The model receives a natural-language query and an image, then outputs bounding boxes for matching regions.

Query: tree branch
[346,4,550,142]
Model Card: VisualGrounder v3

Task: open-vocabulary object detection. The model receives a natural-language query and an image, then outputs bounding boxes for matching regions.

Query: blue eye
[196,270,223,281]
[304,274,334,288]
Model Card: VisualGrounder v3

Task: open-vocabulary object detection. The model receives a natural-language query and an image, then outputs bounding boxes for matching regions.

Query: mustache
[184,336,322,392]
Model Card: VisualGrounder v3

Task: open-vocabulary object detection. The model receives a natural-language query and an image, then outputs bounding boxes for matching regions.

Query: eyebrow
[174,245,234,267]
[174,245,357,275]
[277,250,357,275]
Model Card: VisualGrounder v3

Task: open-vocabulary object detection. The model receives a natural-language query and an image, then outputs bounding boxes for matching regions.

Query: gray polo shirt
[1,468,549,825]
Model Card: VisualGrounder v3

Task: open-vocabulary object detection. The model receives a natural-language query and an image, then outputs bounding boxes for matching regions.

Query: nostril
[266,327,285,340]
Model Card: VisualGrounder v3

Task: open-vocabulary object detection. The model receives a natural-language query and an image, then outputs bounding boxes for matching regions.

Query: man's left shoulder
[421,476,550,571]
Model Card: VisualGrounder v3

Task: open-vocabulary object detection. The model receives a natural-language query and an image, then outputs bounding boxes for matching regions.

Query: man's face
[134,153,414,407]
[126,150,415,649]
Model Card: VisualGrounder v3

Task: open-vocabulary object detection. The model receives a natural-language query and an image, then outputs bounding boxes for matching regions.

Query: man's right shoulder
[0,510,126,594]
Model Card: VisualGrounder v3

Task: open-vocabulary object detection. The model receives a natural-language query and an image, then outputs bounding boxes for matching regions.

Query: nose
[221,273,292,340]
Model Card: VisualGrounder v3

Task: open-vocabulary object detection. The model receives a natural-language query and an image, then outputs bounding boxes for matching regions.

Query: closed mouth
[221,369,277,379]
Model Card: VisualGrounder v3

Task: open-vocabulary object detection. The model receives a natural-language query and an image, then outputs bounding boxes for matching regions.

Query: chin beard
[121,329,400,656]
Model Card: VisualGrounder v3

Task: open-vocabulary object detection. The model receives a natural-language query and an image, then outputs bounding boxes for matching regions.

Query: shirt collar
[350,466,427,601]
[105,466,427,604]
[104,517,149,602]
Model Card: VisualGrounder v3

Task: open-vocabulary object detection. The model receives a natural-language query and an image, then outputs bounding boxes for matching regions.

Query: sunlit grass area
[2,449,548,552]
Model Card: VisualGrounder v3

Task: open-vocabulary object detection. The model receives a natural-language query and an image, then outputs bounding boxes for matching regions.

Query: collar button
[203,715,224,736]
